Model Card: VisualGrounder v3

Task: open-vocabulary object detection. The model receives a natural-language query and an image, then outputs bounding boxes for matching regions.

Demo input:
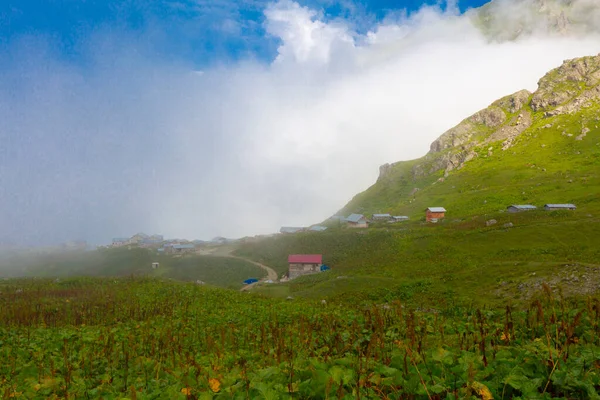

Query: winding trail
[195,245,278,291]
[226,255,278,291]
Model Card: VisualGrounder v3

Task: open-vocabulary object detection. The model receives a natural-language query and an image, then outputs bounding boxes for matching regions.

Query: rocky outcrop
[531,55,600,112]
[489,110,533,150]
[472,0,600,42]
[377,54,600,187]
[493,90,531,114]
[543,85,600,117]
[429,106,507,153]
[378,163,393,181]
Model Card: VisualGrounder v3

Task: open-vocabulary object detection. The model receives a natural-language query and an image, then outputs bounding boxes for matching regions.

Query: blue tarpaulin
[243,278,259,284]
[320,265,331,271]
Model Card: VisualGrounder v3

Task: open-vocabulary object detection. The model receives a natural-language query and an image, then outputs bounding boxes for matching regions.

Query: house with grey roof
[309,225,328,232]
[544,204,576,211]
[346,213,368,228]
[390,216,409,223]
[507,205,537,213]
[280,227,305,234]
[372,213,392,221]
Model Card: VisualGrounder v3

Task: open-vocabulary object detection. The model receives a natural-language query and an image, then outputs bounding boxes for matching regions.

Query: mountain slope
[472,0,600,40]
[233,54,600,307]
[340,54,600,218]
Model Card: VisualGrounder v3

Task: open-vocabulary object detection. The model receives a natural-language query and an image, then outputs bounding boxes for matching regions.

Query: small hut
[507,205,537,213]
[544,204,576,211]
[426,207,446,223]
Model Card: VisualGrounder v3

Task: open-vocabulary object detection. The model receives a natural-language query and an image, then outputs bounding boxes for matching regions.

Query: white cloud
[2,0,600,244]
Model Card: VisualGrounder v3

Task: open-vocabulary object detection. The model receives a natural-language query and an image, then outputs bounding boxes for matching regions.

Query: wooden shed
[507,205,537,213]
[426,207,446,223]
[544,204,576,211]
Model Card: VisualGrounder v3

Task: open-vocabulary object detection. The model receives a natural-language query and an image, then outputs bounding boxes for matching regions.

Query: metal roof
[372,213,392,217]
[288,254,323,264]
[509,205,537,210]
[280,227,304,233]
[393,216,409,220]
[427,207,447,213]
[544,204,576,208]
[346,213,366,223]
[309,225,328,231]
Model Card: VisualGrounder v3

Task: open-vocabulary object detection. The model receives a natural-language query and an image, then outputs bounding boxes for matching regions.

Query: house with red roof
[288,254,323,280]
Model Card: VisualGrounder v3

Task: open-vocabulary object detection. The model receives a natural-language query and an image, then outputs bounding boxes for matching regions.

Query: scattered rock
[503,222,514,228]
[336,276,348,279]
[195,280,205,285]
[486,219,497,227]
[378,163,393,181]
[543,124,552,129]
[321,299,327,305]
[286,296,294,300]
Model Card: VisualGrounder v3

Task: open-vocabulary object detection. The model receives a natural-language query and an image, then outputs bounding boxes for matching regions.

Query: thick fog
[1,0,600,245]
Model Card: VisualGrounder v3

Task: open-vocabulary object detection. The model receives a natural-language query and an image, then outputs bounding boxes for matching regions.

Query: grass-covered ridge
[340,55,600,220]
[235,212,600,306]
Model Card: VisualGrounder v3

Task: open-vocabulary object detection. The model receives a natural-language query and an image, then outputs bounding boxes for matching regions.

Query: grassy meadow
[1,277,599,399]
[236,209,600,307]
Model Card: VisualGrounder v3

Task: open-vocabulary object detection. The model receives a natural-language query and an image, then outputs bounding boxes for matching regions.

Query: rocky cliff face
[472,0,600,41]
[531,55,600,114]
[377,54,600,181]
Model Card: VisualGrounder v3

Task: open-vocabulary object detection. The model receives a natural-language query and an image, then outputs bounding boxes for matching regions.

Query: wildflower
[209,378,221,393]
[181,387,192,395]
[472,381,493,400]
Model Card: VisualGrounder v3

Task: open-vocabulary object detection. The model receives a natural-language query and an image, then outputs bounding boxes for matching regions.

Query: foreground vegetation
[0,278,599,399]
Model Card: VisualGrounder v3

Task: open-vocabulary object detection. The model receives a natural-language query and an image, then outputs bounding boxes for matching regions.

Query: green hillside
[235,55,600,306]
[341,54,600,220]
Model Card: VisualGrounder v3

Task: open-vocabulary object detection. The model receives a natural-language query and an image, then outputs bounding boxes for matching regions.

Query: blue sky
[0,0,490,67]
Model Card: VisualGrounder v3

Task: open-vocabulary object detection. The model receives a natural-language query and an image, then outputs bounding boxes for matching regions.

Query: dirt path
[195,245,279,290]
[226,255,278,291]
